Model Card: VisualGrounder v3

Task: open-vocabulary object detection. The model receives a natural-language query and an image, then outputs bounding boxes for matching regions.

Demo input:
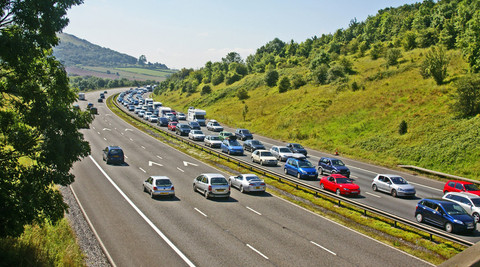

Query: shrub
[237,88,249,100]
[453,75,480,117]
[201,85,211,95]
[211,72,224,85]
[420,46,449,85]
[291,74,306,89]
[278,76,291,93]
[386,48,402,67]
[398,120,408,135]
[312,64,329,84]
[264,70,279,87]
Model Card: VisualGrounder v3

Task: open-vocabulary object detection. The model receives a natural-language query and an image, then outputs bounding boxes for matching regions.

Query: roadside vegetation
[154,0,480,179]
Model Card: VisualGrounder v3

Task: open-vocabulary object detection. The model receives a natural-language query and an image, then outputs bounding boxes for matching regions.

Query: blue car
[415,198,475,233]
[221,137,244,155]
[284,157,318,180]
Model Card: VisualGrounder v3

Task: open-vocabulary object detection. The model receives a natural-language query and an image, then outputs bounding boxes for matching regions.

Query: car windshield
[391,176,408,184]
[336,178,352,184]
[260,151,273,157]
[242,130,251,134]
[465,184,480,191]
[228,140,241,146]
[251,140,261,145]
[211,177,228,185]
[212,122,220,126]
[279,148,291,153]
[109,149,123,155]
[443,203,468,215]
[298,160,314,168]
[331,159,345,166]
[180,124,189,128]
[292,144,303,149]
[245,176,259,181]
[156,179,172,186]
[222,132,232,136]
[193,130,203,134]
[170,122,178,125]
[472,198,480,207]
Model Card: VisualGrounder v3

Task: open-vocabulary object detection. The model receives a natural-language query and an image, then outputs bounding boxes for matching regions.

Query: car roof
[108,145,122,149]
[447,180,474,185]
[203,173,226,178]
[329,174,348,178]
[378,174,403,178]
[322,157,340,160]
[150,176,171,180]
[255,149,270,153]
[419,198,455,205]
[444,192,480,199]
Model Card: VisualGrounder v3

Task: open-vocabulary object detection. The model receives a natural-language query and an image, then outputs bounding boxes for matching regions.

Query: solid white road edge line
[194,208,207,217]
[246,206,262,216]
[89,155,195,267]
[69,185,117,267]
[310,241,336,256]
[365,192,382,198]
[246,244,269,260]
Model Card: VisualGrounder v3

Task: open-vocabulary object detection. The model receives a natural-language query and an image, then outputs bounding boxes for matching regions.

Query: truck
[78,92,85,100]
[187,109,207,126]
[158,107,172,117]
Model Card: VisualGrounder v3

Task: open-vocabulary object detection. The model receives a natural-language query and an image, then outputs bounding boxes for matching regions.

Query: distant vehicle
[189,130,205,141]
[175,123,191,136]
[415,198,475,233]
[286,143,307,156]
[187,109,207,126]
[206,120,223,132]
[443,192,480,223]
[218,131,234,140]
[204,135,222,148]
[229,174,266,193]
[143,176,175,199]
[168,121,178,131]
[148,115,158,123]
[284,158,318,180]
[87,102,94,109]
[235,129,253,141]
[143,111,153,121]
[319,174,360,196]
[103,146,124,165]
[78,92,86,100]
[371,174,416,198]
[100,93,105,99]
[318,157,350,178]
[270,146,305,162]
[193,173,230,199]
[90,107,98,115]
[176,112,186,120]
[251,150,277,166]
[145,98,154,106]
[97,98,103,103]
[153,102,162,109]
[159,107,172,117]
[157,117,169,127]
[221,137,244,155]
[243,139,265,152]
[128,105,135,111]
[443,180,480,196]
[188,121,201,130]
[104,90,108,94]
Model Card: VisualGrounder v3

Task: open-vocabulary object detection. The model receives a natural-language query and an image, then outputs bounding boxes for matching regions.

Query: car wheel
[320,183,325,190]
[336,189,341,195]
[372,184,377,191]
[204,190,209,199]
[150,190,155,199]
[445,222,454,233]
[284,168,288,174]
[240,185,245,193]
[143,185,147,193]
[319,167,324,175]
[260,160,264,166]
[297,173,301,179]
[473,213,480,223]
[416,213,423,223]
[391,189,397,198]
[251,157,255,163]
[193,184,196,192]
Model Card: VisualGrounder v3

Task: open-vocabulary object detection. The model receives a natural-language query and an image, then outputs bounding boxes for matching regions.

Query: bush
[420,46,449,85]
[327,64,345,83]
[312,64,329,84]
[237,88,249,100]
[291,74,306,89]
[453,75,480,117]
[264,70,279,87]
[211,72,224,85]
[386,48,402,67]
[398,120,408,135]
[225,72,241,85]
[201,85,211,95]
[278,76,291,93]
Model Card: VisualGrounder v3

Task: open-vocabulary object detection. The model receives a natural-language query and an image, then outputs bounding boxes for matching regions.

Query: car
[443,180,480,196]
[175,123,191,136]
[235,128,253,141]
[90,107,98,115]
[189,130,205,141]
[157,117,169,127]
[443,192,480,223]
[286,143,307,156]
[188,121,201,130]
[128,105,135,111]
[165,113,177,122]
[371,174,416,198]
[204,135,222,148]
[243,139,265,152]
[143,176,175,199]
[87,102,94,109]
[168,121,178,131]
[148,115,158,123]
[319,174,360,196]
[104,90,108,94]
[229,174,266,193]
[143,111,153,121]
[415,198,475,233]
[221,136,244,155]
[134,107,142,114]
[218,131,234,140]
[269,146,305,162]
[193,173,230,199]
[206,120,224,132]
[177,112,186,120]
[138,110,145,118]
[318,157,350,178]
[100,93,105,99]
[251,150,278,166]
[284,158,318,180]
[102,146,124,165]
[97,98,103,103]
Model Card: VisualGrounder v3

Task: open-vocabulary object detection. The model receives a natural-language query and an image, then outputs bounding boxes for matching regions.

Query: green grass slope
[155,48,480,179]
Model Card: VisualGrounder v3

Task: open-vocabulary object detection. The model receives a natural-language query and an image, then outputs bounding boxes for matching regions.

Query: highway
[70,88,433,266]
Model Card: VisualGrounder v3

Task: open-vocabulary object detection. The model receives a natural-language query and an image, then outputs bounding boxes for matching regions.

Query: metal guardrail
[398,165,480,185]
[110,94,475,247]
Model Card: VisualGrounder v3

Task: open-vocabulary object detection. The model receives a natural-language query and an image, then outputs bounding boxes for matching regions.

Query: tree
[201,85,211,95]
[420,46,449,85]
[242,104,249,121]
[138,55,147,65]
[0,0,91,237]
[398,120,408,135]
[386,48,402,67]
[264,70,279,87]
[458,11,480,72]
[453,75,480,117]
[237,88,249,100]
[222,52,243,64]
[278,76,291,93]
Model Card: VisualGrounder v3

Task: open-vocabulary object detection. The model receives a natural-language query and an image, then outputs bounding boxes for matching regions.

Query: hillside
[153,0,480,179]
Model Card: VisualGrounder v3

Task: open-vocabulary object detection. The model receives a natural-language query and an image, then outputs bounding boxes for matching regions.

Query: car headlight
[453,219,464,225]
[398,188,405,192]
[343,188,350,191]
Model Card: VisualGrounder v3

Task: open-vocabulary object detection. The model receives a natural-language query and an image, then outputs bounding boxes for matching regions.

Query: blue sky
[64,0,420,69]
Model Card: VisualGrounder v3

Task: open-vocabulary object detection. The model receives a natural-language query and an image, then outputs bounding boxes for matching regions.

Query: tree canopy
[0,0,91,237]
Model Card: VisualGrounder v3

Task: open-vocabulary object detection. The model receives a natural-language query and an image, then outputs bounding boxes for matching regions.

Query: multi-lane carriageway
[71,88,437,266]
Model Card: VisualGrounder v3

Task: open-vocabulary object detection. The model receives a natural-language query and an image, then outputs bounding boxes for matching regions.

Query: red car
[443,180,480,196]
[320,174,360,196]
[167,121,178,131]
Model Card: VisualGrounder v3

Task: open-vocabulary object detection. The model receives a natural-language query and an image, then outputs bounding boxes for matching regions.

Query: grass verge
[108,94,467,265]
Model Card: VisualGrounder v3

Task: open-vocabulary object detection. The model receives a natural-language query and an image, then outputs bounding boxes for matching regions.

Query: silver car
[251,150,278,166]
[443,192,480,223]
[193,173,230,199]
[371,174,416,198]
[204,135,222,148]
[143,176,175,198]
[270,146,305,162]
[229,174,266,193]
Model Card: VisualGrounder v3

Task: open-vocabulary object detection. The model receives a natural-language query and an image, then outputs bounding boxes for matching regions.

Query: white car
[371,174,416,198]
[206,120,224,132]
[189,130,205,141]
[443,192,480,223]
[143,111,152,120]
[229,174,266,193]
[177,112,186,120]
[270,146,305,162]
[143,176,175,198]
[148,115,158,123]
[251,149,278,166]
[204,135,222,148]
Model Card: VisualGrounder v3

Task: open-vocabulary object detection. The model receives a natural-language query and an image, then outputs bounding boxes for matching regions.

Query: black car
[157,117,169,127]
[176,123,191,136]
[98,98,103,103]
[103,146,124,165]
[235,129,253,141]
[243,139,265,152]
[188,121,201,130]
[286,143,307,156]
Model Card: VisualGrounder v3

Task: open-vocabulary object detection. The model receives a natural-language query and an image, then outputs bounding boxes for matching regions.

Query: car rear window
[464,183,480,191]
[156,179,172,186]
[298,160,313,168]
[442,203,468,215]
[109,149,123,155]
[210,177,227,185]
[472,198,480,207]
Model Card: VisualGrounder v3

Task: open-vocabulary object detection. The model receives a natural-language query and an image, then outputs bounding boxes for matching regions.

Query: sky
[64,0,420,70]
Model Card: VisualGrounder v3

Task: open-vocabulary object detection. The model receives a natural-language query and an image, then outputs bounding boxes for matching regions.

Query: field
[67,66,172,82]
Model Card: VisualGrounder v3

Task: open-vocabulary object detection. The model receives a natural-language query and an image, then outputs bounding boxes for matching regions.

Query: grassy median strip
[108,95,466,265]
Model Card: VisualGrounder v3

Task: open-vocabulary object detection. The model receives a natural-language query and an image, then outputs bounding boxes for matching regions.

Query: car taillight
[153,187,157,190]
[249,183,254,186]
[260,183,265,186]
[171,186,174,190]
[228,185,231,191]
[208,185,212,192]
